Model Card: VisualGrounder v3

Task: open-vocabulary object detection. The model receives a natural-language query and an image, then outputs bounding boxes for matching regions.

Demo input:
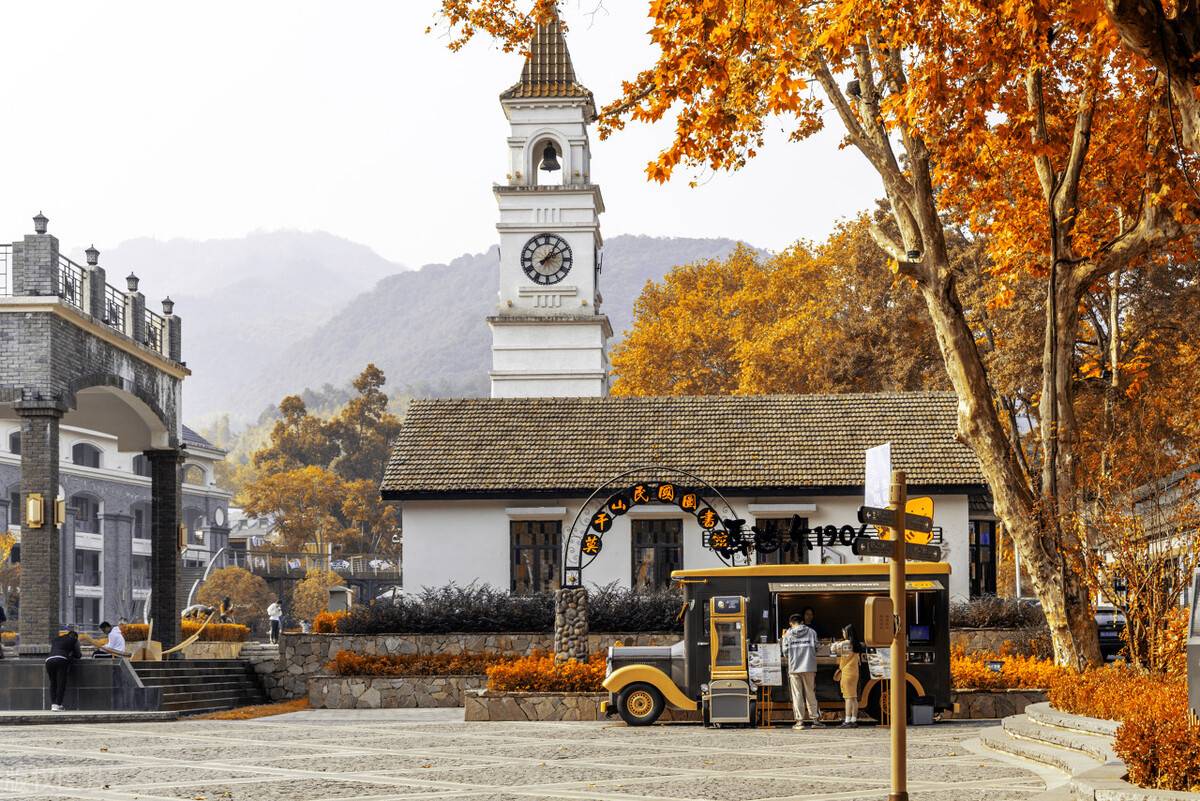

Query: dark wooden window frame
[631,517,683,592]
[510,519,562,595]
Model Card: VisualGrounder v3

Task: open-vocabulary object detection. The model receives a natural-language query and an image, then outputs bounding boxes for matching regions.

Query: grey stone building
[0,423,231,630]
[0,212,193,651]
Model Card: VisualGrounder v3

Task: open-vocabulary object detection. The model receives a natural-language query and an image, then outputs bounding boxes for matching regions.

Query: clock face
[521,234,573,285]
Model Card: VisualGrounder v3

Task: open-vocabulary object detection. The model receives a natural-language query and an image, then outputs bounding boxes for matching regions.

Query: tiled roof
[381,392,987,499]
[182,425,220,452]
[500,12,593,102]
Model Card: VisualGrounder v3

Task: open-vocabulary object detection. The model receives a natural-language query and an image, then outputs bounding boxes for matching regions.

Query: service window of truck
[602,563,952,727]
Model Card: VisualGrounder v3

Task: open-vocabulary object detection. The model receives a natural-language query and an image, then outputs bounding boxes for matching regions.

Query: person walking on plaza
[267,600,282,645]
[45,625,82,711]
[783,610,820,728]
[831,623,864,727]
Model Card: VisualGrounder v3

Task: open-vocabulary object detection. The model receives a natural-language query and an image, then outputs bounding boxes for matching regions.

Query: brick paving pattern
[0,709,1046,800]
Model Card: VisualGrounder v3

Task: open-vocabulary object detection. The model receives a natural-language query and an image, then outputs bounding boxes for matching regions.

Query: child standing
[831,623,864,727]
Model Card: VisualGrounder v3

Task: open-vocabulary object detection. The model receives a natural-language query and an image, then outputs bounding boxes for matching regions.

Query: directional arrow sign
[852,537,943,562]
[856,505,933,534]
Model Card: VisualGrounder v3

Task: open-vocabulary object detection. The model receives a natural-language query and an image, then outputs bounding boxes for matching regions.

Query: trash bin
[911,696,935,725]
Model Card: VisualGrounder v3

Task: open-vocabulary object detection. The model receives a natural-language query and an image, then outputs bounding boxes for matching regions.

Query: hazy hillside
[93,232,750,424]
[250,235,749,417]
[90,232,404,424]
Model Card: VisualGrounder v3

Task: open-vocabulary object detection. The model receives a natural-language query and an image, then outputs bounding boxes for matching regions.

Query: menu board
[867,648,891,680]
[749,643,783,686]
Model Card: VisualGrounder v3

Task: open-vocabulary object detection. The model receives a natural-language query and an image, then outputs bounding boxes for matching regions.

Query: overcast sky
[0,2,880,269]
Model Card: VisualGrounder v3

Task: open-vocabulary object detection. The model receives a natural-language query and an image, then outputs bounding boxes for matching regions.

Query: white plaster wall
[400,492,974,598]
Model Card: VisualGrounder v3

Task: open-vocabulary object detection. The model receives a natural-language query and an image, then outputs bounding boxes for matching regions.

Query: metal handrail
[57,254,87,310]
[0,244,11,296]
[229,549,402,578]
[145,307,166,353]
[103,282,126,331]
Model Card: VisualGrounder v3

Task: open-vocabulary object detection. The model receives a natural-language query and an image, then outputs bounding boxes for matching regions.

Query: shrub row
[327,650,512,676]
[336,583,683,635]
[949,596,1046,630]
[313,610,348,634]
[485,652,607,693]
[122,621,250,643]
[950,646,1066,691]
[1050,667,1199,792]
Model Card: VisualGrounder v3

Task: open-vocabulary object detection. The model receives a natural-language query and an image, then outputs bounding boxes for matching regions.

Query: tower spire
[500,10,593,105]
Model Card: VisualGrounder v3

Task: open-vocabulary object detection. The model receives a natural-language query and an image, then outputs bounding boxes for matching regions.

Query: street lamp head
[126,272,140,292]
[85,245,100,266]
[32,211,48,235]
[161,296,175,315]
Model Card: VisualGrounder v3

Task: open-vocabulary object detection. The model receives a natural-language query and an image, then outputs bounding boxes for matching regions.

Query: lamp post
[889,470,908,801]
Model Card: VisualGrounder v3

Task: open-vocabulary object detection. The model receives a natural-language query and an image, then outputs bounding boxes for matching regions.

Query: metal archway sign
[561,465,746,588]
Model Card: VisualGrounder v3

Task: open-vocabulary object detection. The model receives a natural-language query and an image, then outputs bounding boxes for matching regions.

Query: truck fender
[603,665,697,711]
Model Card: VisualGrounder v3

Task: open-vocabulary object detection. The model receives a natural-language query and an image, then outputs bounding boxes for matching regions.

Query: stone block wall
[948,689,1048,719]
[949,628,1049,656]
[243,643,286,702]
[308,675,486,709]
[274,631,680,699]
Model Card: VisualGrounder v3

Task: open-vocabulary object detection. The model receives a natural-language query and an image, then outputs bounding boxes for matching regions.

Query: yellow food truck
[601,562,952,726]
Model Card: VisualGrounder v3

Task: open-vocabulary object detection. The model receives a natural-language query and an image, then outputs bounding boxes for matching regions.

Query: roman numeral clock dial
[520,234,573,285]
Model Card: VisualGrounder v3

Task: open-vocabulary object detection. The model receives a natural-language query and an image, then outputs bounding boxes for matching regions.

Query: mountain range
[93,232,750,425]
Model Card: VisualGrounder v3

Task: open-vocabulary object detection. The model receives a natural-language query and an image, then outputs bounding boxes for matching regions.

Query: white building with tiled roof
[381,14,997,601]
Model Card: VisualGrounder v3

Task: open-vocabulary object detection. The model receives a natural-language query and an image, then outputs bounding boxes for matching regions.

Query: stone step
[1002,714,1117,764]
[1024,702,1119,738]
[980,725,1104,777]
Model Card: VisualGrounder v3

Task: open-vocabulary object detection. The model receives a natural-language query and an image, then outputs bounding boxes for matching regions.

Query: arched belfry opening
[533,138,565,186]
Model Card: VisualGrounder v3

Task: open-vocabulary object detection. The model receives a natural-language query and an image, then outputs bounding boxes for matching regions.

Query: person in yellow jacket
[831,623,864,727]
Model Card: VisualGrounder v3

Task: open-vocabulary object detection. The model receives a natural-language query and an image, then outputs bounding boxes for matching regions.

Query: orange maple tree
[437,1,1200,667]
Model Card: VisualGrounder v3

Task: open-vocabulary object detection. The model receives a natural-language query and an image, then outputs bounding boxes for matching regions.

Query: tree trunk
[1105,0,1200,152]
[915,272,1098,666]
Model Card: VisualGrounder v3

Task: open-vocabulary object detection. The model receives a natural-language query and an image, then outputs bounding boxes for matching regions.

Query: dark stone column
[13,222,59,297]
[147,449,182,651]
[553,587,589,664]
[60,510,76,627]
[15,400,64,654]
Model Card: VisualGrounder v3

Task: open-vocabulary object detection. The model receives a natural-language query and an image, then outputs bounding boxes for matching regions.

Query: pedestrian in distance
[782,609,821,729]
[45,625,82,711]
[831,623,864,727]
[267,600,282,645]
[0,601,7,660]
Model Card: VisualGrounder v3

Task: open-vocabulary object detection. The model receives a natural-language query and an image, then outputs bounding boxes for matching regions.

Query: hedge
[336,583,683,635]
[327,650,511,677]
[950,646,1066,691]
[486,652,606,692]
[949,596,1046,629]
[122,621,250,643]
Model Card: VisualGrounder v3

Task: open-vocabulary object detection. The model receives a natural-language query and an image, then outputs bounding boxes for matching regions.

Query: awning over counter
[768,580,944,593]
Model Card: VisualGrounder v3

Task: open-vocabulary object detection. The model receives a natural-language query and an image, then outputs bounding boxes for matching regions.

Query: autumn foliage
[312,610,349,634]
[122,621,249,643]
[950,646,1067,691]
[327,650,512,677]
[485,652,607,693]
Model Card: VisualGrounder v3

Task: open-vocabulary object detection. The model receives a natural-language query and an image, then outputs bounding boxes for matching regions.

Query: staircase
[134,659,267,715]
[980,702,1128,800]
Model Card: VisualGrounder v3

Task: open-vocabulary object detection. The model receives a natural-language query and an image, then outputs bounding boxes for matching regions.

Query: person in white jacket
[782,610,820,728]
[267,601,283,644]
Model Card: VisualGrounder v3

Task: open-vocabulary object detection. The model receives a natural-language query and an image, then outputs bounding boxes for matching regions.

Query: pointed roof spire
[500,8,593,105]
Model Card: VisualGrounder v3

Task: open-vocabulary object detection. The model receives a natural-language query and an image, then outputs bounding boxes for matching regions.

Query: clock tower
[488,12,611,398]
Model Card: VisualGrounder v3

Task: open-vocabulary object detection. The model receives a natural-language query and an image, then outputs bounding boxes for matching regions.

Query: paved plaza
[0,709,1048,801]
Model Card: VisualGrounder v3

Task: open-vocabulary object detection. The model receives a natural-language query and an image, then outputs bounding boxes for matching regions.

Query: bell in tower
[539,141,561,172]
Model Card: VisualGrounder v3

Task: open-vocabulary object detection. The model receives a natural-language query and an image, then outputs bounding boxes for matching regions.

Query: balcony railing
[0,244,11,297]
[145,307,165,352]
[226,550,402,580]
[57,254,87,311]
[103,282,126,330]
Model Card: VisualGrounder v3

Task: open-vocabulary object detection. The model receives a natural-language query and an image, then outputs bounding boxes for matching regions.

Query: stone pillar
[60,508,76,627]
[553,587,589,664]
[124,274,145,344]
[87,267,106,320]
[15,400,64,654]
[165,311,182,363]
[13,214,58,297]
[147,448,182,651]
[102,513,132,623]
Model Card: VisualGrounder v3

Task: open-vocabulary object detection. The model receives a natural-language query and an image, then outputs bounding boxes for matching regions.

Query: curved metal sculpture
[561,465,746,588]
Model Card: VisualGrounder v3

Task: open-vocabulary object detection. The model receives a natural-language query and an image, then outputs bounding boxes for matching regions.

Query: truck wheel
[618,683,665,726]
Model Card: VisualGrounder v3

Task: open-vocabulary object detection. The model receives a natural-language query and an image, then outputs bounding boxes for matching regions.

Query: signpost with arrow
[860,444,940,801]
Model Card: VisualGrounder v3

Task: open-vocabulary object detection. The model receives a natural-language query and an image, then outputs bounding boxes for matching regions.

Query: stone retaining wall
[465,690,607,721]
[243,645,286,702]
[948,689,1047,719]
[949,628,1049,656]
[308,675,486,709]
[276,632,678,699]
